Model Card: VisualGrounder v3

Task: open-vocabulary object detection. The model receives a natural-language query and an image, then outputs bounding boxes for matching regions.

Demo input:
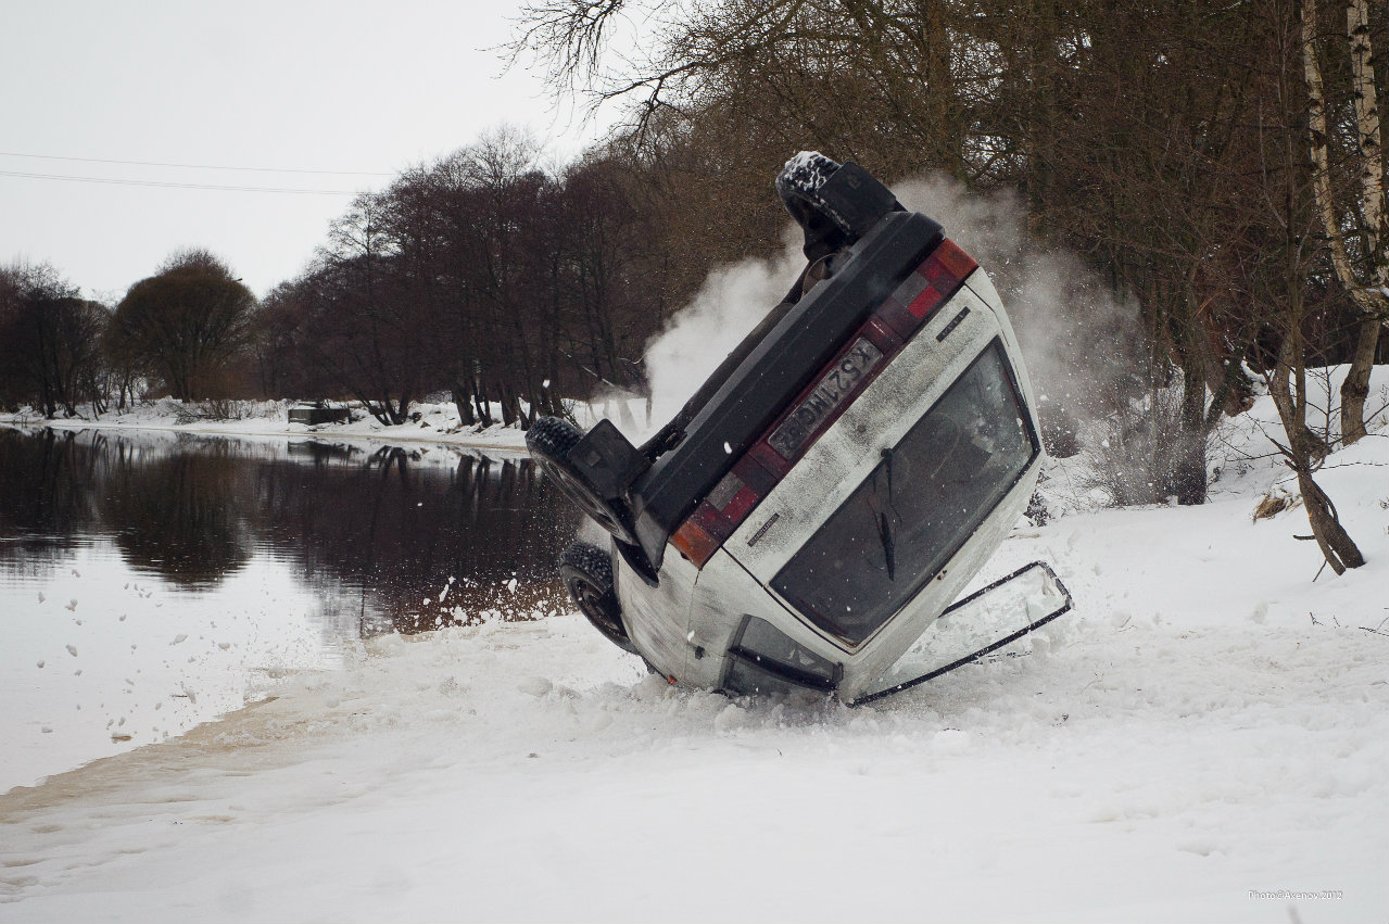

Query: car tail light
[671,239,978,568]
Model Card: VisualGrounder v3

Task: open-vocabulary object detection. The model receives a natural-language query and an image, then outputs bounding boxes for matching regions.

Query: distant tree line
[256,130,678,426]
[0,263,108,418]
[1,250,255,416]
[1,134,690,430]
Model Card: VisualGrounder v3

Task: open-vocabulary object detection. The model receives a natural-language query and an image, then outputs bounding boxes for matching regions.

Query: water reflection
[0,426,581,790]
[0,428,104,554]
[253,443,580,631]
[102,443,255,588]
[0,428,580,626]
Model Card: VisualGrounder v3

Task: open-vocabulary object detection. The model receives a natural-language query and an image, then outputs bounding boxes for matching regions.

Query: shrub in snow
[1080,383,1210,507]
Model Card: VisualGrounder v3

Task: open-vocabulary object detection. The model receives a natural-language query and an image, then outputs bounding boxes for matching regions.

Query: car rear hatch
[672,250,1041,651]
[629,209,948,570]
[764,339,1040,646]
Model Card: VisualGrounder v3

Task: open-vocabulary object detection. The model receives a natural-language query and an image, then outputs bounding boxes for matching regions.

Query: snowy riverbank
[2,370,1388,922]
[0,397,603,454]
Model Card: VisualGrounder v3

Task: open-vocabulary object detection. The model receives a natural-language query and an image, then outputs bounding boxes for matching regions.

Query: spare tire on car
[527,417,640,547]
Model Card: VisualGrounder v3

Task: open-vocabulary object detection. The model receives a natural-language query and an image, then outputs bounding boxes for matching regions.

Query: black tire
[776,151,851,236]
[559,541,636,654]
[527,417,639,546]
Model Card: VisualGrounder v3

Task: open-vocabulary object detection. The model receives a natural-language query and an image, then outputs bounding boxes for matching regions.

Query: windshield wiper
[876,510,896,580]
[877,446,897,580]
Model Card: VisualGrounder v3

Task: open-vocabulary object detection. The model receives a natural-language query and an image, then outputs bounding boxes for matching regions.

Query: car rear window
[771,340,1038,646]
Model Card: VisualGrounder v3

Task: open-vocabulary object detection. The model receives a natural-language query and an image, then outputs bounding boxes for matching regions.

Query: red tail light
[672,239,978,567]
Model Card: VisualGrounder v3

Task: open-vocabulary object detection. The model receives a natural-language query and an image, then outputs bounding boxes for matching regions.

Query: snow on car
[528,152,1070,703]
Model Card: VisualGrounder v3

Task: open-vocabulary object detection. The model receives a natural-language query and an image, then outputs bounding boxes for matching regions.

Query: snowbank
[0,398,529,453]
[2,369,1388,922]
[2,594,1385,921]
[1,394,665,458]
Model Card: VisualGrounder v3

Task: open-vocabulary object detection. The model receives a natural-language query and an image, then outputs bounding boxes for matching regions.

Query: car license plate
[769,337,884,459]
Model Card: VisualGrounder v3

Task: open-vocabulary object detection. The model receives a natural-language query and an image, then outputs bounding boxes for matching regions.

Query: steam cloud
[629,173,1145,449]
[894,177,1146,430]
[623,229,805,440]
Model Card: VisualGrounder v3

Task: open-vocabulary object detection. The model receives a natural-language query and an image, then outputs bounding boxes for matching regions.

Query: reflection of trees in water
[99,440,254,588]
[0,428,104,550]
[0,429,580,627]
[284,440,361,464]
[254,446,580,631]
[0,429,255,588]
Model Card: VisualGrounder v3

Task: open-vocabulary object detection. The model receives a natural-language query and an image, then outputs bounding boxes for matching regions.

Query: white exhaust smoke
[629,173,1144,448]
[629,231,804,440]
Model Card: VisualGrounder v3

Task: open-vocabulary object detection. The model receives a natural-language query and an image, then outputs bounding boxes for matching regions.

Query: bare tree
[0,261,108,417]
[1260,0,1366,573]
[1302,0,1388,445]
[111,250,255,400]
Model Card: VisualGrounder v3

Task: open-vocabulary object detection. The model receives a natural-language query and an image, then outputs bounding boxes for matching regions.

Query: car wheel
[559,542,637,654]
[776,151,851,236]
[527,417,639,546]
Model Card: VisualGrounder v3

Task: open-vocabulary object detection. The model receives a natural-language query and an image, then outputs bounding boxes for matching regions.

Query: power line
[0,150,392,177]
[0,169,359,195]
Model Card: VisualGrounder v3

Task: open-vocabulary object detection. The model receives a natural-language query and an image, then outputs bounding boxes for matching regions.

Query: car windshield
[771,341,1038,646]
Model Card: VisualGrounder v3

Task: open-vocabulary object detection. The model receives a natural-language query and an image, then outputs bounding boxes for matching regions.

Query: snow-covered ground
[0,395,667,463]
[2,370,1388,923]
[0,396,655,454]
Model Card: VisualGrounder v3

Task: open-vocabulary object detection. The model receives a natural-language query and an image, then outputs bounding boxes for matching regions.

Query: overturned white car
[529,153,1070,704]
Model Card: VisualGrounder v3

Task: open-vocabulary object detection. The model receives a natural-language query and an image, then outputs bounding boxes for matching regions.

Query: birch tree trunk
[1302,0,1388,445]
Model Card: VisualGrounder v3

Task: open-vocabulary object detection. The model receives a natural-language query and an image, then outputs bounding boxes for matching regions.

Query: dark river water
[0,426,580,791]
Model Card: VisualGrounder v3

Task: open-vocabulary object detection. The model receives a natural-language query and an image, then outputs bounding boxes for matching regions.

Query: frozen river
[0,426,578,791]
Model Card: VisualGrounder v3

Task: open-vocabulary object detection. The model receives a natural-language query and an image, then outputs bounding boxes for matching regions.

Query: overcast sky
[0,1,615,301]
